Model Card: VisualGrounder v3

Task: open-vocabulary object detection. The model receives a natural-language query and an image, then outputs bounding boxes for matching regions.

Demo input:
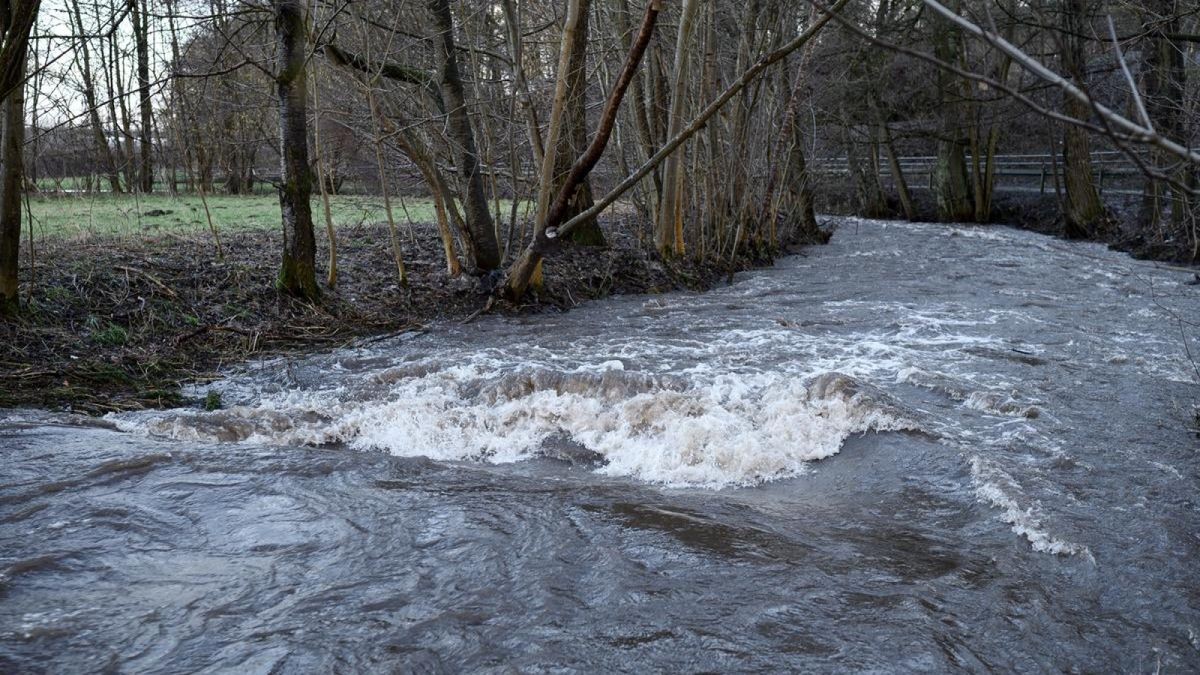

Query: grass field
[22,192,478,240]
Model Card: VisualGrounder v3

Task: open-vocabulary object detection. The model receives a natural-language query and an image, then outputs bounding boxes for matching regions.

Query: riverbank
[816,182,1196,264]
[0,218,781,413]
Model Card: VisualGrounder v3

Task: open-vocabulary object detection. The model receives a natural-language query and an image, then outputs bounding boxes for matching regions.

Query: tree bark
[1136,0,1187,239]
[655,0,701,257]
[931,0,973,222]
[500,0,545,171]
[428,0,500,271]
[1060,0,1104,238]
[130,0,153,192]
[554,0,603,246]
[68,0,120,194]
[273,0,319,299]
[505,0,662,299]
[0,0,33,314]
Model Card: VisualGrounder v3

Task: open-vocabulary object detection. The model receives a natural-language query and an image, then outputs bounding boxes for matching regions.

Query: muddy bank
[0,218,802,412]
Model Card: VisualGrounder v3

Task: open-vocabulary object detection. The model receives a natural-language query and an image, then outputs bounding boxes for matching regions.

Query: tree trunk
[845,122,886,218]
[553,0,603,246]
[1136,0,1187,240]
[880,122,915,221]
[760,47,821,244]
[310,64,337,287]
[500,0,545,170]
[505,0,661,299]
[0,0,32,314]
[931,0,972,222]
[68,0,120,194]
[1060,0,1104,238]
[273,0,319,299]
[615,0,660,223]
[130,0,153,192]
[397,130,461,276]
[655,0,701,257]
[111,27,137,191]
[428,0,500,271]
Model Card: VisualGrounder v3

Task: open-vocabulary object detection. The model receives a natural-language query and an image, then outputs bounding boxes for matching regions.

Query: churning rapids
[3,218,1199,672]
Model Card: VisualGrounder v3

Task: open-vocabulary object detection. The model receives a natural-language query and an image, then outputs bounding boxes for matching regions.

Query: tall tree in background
[130,0,152,192]
[428,0,500,272]
[931,0,973,221]
[67,0,120,194]
[1136,0,1188,237]
[273,0,318,299]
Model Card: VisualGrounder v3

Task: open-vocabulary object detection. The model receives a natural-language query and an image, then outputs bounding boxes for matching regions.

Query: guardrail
[811,151,1142,195]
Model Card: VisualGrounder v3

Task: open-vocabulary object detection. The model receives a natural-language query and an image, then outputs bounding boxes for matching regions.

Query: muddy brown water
[2,218,1198,672]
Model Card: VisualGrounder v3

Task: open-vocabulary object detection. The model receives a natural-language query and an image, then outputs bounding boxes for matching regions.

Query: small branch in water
[461,296,496,325]
[359,324,426,346]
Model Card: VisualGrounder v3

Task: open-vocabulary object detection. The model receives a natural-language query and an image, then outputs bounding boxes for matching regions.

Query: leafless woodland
[0,0,1197,311]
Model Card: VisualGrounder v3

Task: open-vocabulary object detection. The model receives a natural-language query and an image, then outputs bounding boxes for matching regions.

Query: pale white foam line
[970,457,1092,560]
[113,368,920,489]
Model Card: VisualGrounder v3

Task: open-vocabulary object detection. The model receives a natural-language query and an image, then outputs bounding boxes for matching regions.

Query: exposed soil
[0,217,786,413]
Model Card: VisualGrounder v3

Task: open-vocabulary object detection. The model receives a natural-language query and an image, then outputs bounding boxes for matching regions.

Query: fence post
[1040,162,1046,194]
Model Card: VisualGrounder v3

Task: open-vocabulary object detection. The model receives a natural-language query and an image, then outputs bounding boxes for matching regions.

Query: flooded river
[2,218,1198,671]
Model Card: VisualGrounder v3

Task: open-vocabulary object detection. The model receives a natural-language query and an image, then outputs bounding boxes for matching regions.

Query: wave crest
[112,366,919,488]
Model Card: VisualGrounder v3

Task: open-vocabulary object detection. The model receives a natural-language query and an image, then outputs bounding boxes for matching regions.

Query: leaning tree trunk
[1060,0,1104,238]
[553,0,603,247]
[428,0,500,272]
[505,0,661,299]
[655,0,701,257]
[273,0,319,300]
[525,0,588,290]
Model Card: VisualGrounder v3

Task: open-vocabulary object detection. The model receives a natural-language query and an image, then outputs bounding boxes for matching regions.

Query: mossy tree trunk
[273,0,319,300]
[0,0,36,315]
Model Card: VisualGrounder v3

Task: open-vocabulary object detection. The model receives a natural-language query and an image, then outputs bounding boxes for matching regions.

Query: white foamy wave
[969,457,1091,559]
[112,368,919,488]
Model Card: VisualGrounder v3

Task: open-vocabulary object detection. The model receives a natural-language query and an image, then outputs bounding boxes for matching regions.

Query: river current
[2,218,1198,672]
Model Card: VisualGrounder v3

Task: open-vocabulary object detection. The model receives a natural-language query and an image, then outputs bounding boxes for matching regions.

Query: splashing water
[3,218,1199,671]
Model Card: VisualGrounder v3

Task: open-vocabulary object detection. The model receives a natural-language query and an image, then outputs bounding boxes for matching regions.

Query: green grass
[23,192,466,240]
[89,320,129,346]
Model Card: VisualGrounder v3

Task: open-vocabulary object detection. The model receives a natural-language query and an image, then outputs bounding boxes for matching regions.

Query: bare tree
[274,0,319,299]
[0,0,36,313]
[428,0,500,272]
